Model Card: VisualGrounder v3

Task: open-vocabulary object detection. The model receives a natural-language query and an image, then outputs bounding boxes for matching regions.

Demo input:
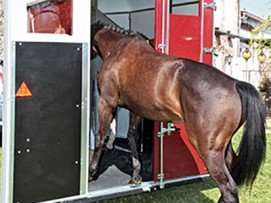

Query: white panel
[98,0,154,12]
[172,0,199,3]
[98,1,155,37]
[107,14,130,29]
[98,0,131,12]
[116,108,130,139]
[214,0,239,34]
[129,0,154,10]
[172,4,198,15]
[213,0,223,28]
[131,11,155,38]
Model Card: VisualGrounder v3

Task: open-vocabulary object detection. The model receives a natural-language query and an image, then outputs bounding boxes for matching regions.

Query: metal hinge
[158,43,167,51]
[157,173,165,189]
[157,173,164,180]
[203,47,218,56]
[203,2,216,10]
[157,122,176,137]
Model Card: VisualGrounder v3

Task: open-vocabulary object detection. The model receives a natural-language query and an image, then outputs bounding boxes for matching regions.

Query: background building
[214,0,271,88]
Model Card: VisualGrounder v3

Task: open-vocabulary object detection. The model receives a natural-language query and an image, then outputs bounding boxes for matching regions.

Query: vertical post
[200,0,214,65]
[91,0,97,22]
[156,0,170,54]
[155,0,170,189]
[80,43,90,194]
[159,122,165,189]
[128,12,132,30]
[2,0,15,202]
[199,0,204,62]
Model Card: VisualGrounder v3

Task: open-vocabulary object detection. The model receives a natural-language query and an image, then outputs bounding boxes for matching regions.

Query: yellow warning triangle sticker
[16,82,32,97]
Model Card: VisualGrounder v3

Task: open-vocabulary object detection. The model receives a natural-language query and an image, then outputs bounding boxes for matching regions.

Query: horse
[90,22,266,203]
[90,24,150,184]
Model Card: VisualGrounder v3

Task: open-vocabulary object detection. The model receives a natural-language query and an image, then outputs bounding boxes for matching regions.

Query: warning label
[16,82,32,97]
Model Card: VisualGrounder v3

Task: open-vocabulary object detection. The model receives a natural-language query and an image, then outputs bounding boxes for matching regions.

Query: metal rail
[40,174,210,203]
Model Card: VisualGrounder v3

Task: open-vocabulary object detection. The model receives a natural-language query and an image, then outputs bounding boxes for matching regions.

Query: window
[28,0,72,35]
[170,0,199,16]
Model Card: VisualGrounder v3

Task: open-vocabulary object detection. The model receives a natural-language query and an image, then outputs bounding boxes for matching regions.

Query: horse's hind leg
[204,145,239,203]
[225,141,237,172]
[89,97,116,178]
[127,113,142,184]
[185,121,239,202]
[106,118,116,150]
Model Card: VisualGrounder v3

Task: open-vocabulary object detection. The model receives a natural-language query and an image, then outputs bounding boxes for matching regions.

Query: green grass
[101,124,271,203]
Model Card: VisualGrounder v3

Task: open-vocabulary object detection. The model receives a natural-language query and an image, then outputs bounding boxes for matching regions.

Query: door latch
[203,47,218,56]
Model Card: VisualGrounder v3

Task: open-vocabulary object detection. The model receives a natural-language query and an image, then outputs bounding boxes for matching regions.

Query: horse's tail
[232,80,266,186]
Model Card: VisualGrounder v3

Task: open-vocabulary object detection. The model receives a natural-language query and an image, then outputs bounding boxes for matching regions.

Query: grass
[101,123,271,203]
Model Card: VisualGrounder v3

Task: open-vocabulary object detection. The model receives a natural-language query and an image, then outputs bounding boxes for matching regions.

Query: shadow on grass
[101,177,218,203]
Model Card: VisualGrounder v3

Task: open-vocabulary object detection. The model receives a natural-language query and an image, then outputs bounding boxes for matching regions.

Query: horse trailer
[2,0,214,202]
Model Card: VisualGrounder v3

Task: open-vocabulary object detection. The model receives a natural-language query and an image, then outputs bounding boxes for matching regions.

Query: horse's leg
[204,147,239,203]
[127,113,142,184]
[106,118,116,150]
[225,141,237,172]
[184,117,239,202]
[89,97,116,177]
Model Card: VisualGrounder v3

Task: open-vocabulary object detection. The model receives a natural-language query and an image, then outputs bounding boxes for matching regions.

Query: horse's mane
[91,21,150,42]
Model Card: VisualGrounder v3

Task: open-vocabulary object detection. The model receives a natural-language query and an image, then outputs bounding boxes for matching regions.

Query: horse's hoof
[88,175,94,182]
[88,171,97,182]
[128,175,142,185]
[106,143,114,150]
[89,166,97,178]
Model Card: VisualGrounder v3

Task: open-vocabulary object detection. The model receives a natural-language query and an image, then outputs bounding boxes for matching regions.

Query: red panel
[154,0,170,52]
[169,15,201,61]
[153,122,207,181]
[203,0,214,65]
[154,0,163,49]
[174,123,207,175]
[58,0,72,35]
[153,0,214,181]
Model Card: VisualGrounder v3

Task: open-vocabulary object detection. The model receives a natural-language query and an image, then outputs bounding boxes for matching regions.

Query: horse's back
[108,39,183,120]
[180,59,240,110]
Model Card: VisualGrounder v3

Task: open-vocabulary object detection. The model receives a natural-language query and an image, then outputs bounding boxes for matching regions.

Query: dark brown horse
[90,22,266,203]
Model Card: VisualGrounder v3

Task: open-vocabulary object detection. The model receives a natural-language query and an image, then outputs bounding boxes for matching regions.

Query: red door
[153,0,214,181]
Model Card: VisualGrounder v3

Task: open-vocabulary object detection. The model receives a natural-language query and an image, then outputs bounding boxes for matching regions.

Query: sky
[240,0,271,18]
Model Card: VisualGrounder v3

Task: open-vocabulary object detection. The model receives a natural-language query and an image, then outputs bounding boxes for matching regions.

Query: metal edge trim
[200,0,205,62]
[1,40,16,203]
[80,43,90,194]
[40,174,210,203]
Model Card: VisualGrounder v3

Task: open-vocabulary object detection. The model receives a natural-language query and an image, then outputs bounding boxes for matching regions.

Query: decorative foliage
[252,16,271,112]
[250,16,271,58]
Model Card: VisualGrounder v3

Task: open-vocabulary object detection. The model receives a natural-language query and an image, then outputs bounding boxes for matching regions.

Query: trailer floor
[89,138,152,191]
[89,165,130,191]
